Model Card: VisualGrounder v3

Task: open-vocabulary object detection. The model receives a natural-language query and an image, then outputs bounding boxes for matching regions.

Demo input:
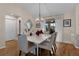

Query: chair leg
[52,48,55,56]
[19,50,22,56]
[54,47,56,53]
[39,48,41,56]
[25,53,28,56]
[49,51,52,56]
[35,48,37,56]
[53,44,57,56]
[54,44,57,53]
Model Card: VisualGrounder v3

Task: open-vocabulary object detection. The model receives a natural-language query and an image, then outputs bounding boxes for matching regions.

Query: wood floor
[0,40,19,56]
[0,40,79,56]
[26,42,79,56]
[56,42,79,56]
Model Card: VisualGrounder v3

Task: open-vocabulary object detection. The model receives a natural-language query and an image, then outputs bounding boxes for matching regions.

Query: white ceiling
[19,3,76,18]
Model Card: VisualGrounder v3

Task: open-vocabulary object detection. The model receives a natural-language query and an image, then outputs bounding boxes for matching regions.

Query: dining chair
[18,34,36,56]
[46,32,57,54]
[38,32,57,56]
[51,32,57,55]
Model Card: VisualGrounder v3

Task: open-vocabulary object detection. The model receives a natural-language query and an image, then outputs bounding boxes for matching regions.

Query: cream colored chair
[38,32,57,55]
[18,34,36,56]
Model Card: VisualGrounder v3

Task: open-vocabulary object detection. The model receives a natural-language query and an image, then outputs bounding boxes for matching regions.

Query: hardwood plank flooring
[0,40,79,56]
[56,42,79,56]
[25,42,79,56]
[0,40,19,56]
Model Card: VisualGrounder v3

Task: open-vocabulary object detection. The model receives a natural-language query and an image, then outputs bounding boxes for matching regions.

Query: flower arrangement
[36,30,43,36]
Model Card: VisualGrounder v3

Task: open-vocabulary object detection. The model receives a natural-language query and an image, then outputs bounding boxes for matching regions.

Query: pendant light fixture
[38,3,44,21]
[36,3,44,21]
[39,3,41,21]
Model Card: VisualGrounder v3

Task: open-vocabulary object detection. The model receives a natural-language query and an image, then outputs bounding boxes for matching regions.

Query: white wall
[55,19,63,42]
[54,5,79,46]
[75,4,79,34]
[63,9,76,43]
[0,4,32,48]
[73,4,79,48]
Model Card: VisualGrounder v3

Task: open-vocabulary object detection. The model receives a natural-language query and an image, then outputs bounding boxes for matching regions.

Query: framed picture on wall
[63,19,71,27]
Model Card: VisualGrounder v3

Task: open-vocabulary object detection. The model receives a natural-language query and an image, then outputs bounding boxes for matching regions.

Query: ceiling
[19,3,76,18]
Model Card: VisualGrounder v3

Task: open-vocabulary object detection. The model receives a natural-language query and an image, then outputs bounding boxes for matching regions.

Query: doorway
[5,15,17,41]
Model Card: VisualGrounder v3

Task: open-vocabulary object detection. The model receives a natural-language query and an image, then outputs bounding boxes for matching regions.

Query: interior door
[5,19,17,40]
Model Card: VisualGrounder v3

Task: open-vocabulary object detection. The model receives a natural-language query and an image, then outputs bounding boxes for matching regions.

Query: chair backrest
[49,32,57,47]
[18,34,28,52]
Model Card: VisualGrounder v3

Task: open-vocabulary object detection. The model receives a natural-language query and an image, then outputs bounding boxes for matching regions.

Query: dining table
[27,34,51,56]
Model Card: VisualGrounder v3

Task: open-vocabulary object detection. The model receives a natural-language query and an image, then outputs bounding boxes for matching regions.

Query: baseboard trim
[74,45,79,48]
[0,45,6,49]
[56,41,79,48]
[56,41,73,44]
